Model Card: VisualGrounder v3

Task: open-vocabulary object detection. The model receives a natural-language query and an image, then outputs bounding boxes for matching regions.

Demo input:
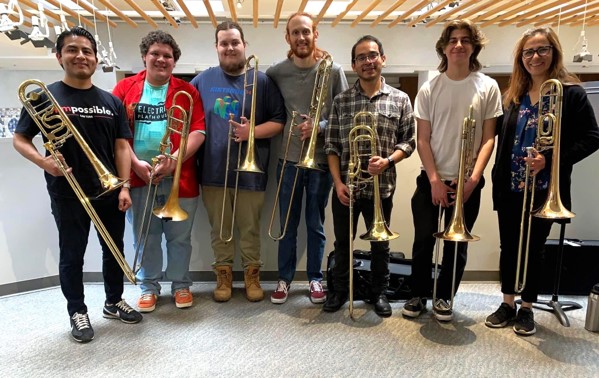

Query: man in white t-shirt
[402,19,502,322]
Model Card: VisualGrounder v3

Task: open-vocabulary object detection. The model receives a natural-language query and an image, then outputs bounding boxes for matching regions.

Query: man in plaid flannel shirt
[323,35,415,317]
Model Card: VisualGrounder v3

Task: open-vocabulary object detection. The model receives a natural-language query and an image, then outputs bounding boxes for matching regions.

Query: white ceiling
[1,0,597,70]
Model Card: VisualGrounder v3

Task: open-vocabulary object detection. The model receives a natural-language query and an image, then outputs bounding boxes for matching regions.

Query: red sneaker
[309,280,326,304]
[174,288,193,309]
[270,280,289,304]
[137,293,157,313]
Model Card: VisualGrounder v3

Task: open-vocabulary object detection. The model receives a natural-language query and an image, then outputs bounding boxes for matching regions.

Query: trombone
[432,105,479,314]
[347,111,399,320]
[514,79,574,293]
[220,55,263,242]
[17,79,136,284]
[296,53,333,170]
[133,90,193,273]
[268,54,333,241]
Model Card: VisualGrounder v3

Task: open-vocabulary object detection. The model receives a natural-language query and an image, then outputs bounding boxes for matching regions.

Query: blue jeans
[276,159,332,283]
[127,178,198,295]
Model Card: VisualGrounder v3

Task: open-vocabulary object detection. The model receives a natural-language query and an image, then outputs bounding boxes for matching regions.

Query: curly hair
[435,19,487,73]
[139,30,181,62]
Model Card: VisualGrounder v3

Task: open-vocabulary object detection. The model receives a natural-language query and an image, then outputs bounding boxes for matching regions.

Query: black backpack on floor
[325,250,439,301]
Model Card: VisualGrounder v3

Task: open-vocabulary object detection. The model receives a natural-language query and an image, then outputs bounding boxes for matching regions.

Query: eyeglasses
[522,45,553,60]
[354,52,380,64]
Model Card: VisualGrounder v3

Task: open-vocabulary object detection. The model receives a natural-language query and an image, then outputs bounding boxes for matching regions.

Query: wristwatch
[387,156,395,168]
[122,182,131,189]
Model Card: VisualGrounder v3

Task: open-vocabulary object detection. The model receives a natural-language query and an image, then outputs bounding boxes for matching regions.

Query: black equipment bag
[326,250,440,301]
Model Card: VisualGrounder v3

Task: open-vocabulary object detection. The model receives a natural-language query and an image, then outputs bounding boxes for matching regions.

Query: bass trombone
[17,79,136,284]
[347,111,399,320]
[432,105,479,315]
[220,55,263,242]
[268,54,333,241]
[514,79,574,293]
[133,90,193,273]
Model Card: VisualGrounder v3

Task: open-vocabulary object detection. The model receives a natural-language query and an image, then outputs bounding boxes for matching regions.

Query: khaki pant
[202,186,264,267]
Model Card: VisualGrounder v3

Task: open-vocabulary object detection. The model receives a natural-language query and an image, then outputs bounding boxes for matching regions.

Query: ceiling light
[237,0,243,9]
[573,31,592,63]
[0,0,24,33]
[574,1,592,63]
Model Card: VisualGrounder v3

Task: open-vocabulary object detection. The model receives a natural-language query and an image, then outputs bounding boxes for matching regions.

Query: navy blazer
[492,84,599,210]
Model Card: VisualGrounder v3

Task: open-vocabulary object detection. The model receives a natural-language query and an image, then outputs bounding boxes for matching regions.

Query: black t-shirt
[16,81,131,198]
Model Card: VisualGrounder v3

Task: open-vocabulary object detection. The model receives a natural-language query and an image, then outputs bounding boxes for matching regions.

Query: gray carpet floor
[0,282,597,377]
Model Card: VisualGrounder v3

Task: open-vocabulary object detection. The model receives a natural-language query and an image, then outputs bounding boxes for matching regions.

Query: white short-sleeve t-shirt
[414,71,503,180]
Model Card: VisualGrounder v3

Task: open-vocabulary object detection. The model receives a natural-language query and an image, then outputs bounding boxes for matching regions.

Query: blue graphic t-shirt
[133,81,169,162]
[190,66,285,191]
[510,94,549,192]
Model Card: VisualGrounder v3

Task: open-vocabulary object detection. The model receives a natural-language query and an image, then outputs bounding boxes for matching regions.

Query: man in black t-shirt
[13,27,142,343]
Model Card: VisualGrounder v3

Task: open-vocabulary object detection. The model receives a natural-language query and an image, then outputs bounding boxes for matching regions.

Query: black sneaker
[70,312,94,343]
[323,291,348,313]
[103,300,143,324]
[485,303,517,328]
[513,307,536,336]
[433,298,453,322]
[402,297,426,318]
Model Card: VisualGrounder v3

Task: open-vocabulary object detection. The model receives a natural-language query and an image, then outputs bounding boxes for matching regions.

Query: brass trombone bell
[295,54,333,172]
[236,55,263,174]
[347,111,399,320]
[152,91,193,222]
[220,55,264,243]
[432,105,479,315]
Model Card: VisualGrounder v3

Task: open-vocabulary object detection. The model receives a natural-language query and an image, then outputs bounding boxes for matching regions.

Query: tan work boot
[214,265,233,302]
[244,265,264,302]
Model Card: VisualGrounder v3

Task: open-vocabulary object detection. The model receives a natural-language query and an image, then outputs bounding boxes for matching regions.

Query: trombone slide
[220,55,263,242]
[18,79,136,284]
[347,111,399,319]
[432,105,479,312]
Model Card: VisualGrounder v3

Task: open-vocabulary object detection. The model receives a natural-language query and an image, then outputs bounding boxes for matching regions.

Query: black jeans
[410,171,484,301]
[330,191,393,296]
[497,191,553,303]
[50,193,125,316]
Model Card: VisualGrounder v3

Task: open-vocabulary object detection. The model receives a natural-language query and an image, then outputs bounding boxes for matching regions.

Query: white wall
[2,22,599,286]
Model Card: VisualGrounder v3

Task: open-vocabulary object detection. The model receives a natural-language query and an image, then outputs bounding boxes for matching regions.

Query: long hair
[435,19,487,73]
[503,27,579,108]
[285,12,327,60]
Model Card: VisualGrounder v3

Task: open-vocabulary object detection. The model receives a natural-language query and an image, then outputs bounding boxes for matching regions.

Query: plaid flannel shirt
[325,78,415,200]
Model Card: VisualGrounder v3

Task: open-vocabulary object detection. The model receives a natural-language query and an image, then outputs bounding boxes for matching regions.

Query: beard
[291,41,314,59]
[219,57,246,75]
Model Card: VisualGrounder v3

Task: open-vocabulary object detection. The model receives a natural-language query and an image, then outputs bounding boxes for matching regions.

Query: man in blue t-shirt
[190,21,285,303]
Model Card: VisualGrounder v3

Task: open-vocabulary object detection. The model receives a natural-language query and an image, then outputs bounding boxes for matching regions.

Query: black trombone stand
[530,221,582,327]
